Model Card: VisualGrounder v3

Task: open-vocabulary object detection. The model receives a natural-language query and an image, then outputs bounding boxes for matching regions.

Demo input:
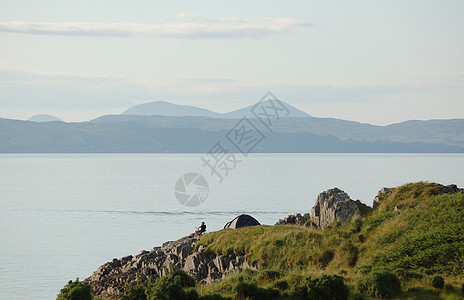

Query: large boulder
[310,188,360,229]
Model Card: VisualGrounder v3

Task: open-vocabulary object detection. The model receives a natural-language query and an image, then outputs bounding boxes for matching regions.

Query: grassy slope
[196,182,464,299]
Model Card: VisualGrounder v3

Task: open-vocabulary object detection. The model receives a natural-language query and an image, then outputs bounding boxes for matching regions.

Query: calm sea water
[1,153,463,299]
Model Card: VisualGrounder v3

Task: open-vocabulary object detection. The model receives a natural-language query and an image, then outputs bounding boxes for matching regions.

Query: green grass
[195,183,464,299]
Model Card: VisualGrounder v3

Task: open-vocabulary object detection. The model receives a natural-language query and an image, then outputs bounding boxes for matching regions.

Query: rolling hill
[0,116,463,153]
[1,100,463,152]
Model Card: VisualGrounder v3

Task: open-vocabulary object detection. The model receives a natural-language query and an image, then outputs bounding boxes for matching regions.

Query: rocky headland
[83,183,463,299]
[83,234,253,298]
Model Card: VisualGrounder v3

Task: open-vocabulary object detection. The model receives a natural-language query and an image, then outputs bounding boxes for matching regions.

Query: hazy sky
[1,1,463,125]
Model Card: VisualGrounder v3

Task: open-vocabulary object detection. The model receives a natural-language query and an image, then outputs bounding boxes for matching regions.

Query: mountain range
[0,100,463,153]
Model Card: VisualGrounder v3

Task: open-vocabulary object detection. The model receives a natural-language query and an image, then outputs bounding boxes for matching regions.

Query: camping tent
[223,214,261,229]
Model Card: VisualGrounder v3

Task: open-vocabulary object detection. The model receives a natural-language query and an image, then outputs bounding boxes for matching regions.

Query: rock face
[310,188,360,229]
[83,234,253,299]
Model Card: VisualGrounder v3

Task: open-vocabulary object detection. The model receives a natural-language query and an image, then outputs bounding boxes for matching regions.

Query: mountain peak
[224,99,312,118]
[122,101,220,118]
[121,100,311,119]
[28,114,63,122]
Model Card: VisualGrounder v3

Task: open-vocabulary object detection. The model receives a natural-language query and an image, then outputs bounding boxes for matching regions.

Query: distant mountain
[1,115,463,153]
[90,115,464,149]
[121,100,311,118]
[122,101,221,118]
[1,99,463,153]
[28,114,63,122]
[222,100,311,118]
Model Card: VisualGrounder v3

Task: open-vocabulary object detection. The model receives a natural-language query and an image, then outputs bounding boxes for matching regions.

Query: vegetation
[430,275,445,289]
[356,269,401,298]
[195,184,464,278]
[57,278,92,300]
[60,182,464,299]
[120,268,200,300]
[194,183,464,299]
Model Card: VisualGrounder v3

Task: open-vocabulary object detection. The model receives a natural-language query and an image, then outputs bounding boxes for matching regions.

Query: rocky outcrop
[276,189,361,229]
[310,188,360,229]
[373,187,392,208]
[275,213,311,226]
[373,184,463,209]
[440,184,463,194]
[83,234,253,299]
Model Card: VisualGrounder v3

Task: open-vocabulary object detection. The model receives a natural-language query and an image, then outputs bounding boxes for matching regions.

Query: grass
[195,182,464,299]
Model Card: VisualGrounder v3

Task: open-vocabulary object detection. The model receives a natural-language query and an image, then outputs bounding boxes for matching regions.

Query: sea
[1,153,463,299]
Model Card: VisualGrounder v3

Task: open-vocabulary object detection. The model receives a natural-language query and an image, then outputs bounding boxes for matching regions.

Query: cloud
[0,17,315,38]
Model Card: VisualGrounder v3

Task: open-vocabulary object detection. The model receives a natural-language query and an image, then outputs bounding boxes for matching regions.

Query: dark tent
[223,214,261,229]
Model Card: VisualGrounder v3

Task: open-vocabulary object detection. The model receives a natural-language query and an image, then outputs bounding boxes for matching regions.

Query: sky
[0,0,463,125]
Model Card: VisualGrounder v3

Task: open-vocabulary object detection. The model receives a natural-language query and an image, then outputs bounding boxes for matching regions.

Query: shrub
[308,275,349,300]
[121,282,147,300]
[234,281,279,300]
[199,294,226,300]
[357,269,401,298]
[461,283,464,295]
[145,268,197,300]
[444,283,454,291]
[184,287,200,300]
[317,249,334,268]
[285,275,348,300]
[256,269,281,283]
[357,264,372,275]
[430,275,444,289]
[273,279,289,290]
[237,268,257,281]
[57,278,92,300]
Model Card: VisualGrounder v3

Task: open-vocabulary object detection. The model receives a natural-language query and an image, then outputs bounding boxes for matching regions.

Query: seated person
[195,222,206,236]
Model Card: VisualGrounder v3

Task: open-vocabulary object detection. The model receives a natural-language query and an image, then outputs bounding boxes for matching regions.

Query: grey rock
[83,233,253,299]
[277,189,360,229]
[275,213,311,226]
[184,253,201,271]
[214,255,230,273]
[121,255,133,265]
[441,184,463,194]
[310,188,360,229]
